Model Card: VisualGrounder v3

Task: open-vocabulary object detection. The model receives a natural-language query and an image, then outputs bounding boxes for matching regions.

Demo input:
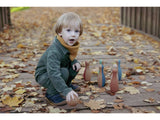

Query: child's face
[59,25,80,46]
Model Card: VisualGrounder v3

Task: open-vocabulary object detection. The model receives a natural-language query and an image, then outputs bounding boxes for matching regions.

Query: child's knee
[60,68,69,82]
[36,72,50,88]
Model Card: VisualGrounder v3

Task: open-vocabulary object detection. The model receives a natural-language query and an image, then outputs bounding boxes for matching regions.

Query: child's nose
[71,31,75,36]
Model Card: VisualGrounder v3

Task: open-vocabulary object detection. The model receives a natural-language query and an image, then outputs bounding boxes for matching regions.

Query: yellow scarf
[57,35,80,61]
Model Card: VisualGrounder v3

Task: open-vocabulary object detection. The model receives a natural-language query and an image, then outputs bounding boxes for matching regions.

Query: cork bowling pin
[110,63,119,93]
[117,60,122,81]
[98,60,106,87]
[83,61,91,81]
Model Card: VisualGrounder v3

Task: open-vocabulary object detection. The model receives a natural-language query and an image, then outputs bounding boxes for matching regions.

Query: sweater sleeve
[47,50,72,96]
[71,59,80,65]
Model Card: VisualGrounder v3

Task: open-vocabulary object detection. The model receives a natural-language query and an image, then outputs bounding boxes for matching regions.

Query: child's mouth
[69,39,75,42]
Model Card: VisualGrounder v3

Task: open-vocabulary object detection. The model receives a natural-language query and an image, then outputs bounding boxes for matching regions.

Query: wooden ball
[67,94,79,106]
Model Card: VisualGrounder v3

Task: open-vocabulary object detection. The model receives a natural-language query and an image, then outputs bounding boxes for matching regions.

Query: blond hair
[54,12,83,36]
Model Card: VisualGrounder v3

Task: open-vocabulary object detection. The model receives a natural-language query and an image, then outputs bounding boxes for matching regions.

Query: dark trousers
[36,68,78,96]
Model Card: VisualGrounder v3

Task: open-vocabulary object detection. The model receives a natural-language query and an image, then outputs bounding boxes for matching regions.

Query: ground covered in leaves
[0,7,160,113]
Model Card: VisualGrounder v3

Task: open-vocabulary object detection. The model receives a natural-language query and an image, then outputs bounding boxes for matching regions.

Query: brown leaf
[114,99,124,103]
[17,44,26,49]
[145,88,155,92]
[143,98,155,103]
[84,99,106,110]
[106,90,116,96]
[0,107,13,112]
[113,103,124,110]
[139,75,146,80]
[130,81,141,85]
[91,110,100,113]
[43,43,49,47]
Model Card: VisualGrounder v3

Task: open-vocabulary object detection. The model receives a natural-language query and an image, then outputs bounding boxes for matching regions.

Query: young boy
[35,12,83,106]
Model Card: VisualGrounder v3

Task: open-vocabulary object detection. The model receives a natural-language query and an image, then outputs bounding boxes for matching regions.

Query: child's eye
[67,29,71,32]
[75,30,79,33]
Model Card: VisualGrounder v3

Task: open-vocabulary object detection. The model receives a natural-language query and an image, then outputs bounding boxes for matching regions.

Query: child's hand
[72,63,81,72]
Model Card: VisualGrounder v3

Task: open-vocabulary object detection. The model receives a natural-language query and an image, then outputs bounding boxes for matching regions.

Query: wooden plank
[4,7,8,25]
[127,7,131,27]
[0,7,11,31]
[0,7,2,31]
[2,7,5,29]
[142,7,147,33]
[152,8,157,36]
[135,7,141,30]
[155,7,160,37]
[123,7,127,25]
[146,7,152,34]
[158,8,160,38]
[120,7,123,25]
[131,7,136,28]
[7,7,11,26]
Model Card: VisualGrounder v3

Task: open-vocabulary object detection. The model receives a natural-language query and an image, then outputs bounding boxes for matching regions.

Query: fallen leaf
[116,96,123,99]
[124,86,140,95]
[156,106,160,110]
[91,110,100,113]
[143,98,155,103]
[0,107,13,112]
[139,75,146,80]
[128,52,133,56]
[48,106,67,113]
[2,85,16,92]
[84,99,106,110]
[145,88,155,92]
[15,107,22,112]
[79,96,89,100]
[30,92,38,96]
[113,103,124,110]
[2,95,24,107]
[15,88,26,94]
[107,46,117,55]
[43,43,49,47]
[23,99,35,107]
[86,92,92,96]
[95,41,101,46]
[141,81,152,86]
[114,99,124,103]
[17,44,26,49]
[130,81,141,85]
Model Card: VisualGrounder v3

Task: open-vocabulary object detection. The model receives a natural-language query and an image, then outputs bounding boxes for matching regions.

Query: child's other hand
[72,63,81,72]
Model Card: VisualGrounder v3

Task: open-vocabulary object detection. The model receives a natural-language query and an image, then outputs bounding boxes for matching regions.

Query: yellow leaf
[128,52,133,56]
[15,89,26,94]
[2,95,24,107]
[87,19,92,24]
[43,43,49,47]
[156,106,160,110]
[95,41,101,46]
[30,92,38,96]
[17,44,26,48]
[123,35,132,41]
[122,27,132,34]
[134,66,144,70]
[134,59,139,64]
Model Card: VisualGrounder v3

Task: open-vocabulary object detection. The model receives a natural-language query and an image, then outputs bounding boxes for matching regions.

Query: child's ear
[58,32,62,37]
